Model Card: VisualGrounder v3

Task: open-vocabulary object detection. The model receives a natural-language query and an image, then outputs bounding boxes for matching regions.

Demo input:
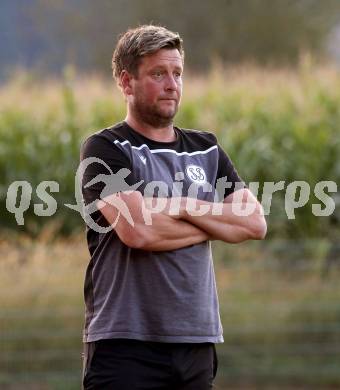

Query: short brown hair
[112,25,184,79]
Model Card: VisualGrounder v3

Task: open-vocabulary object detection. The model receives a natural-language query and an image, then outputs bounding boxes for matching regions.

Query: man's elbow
[117,224,153,249]
[121,234,146,249]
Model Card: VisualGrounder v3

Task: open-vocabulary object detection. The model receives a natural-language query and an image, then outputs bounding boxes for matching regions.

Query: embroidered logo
[185,165,207,185]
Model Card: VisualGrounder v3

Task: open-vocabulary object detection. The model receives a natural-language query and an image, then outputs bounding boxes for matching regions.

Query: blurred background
[1,0,340,389]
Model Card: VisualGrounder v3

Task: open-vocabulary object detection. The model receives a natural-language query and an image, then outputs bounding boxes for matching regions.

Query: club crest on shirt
[185,165,207,185]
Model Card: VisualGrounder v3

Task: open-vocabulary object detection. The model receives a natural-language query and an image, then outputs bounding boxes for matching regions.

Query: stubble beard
[132,96,179,129]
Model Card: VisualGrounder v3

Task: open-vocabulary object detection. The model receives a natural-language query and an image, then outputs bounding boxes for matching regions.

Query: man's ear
[119,70,133,96]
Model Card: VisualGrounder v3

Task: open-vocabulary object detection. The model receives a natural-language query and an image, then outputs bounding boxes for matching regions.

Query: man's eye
[174,72,182,79]
[153,71,163,79]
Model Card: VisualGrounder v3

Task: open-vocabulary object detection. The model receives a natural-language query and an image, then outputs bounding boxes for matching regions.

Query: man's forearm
[145,194,266,244]
[97,192,209,251]
[138,213,210,251]
[178,197,267,243]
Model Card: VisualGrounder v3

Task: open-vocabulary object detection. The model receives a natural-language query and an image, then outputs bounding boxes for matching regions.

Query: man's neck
[125,114,177,143]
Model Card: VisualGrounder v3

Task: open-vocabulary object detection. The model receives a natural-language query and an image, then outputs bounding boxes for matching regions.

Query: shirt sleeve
[80,134,133,206]
[215,144,247,201]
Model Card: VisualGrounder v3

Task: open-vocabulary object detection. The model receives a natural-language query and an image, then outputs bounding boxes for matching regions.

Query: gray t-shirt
[80,121,244,344]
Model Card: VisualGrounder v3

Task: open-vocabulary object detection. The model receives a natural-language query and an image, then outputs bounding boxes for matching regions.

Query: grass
[1,232,340,389]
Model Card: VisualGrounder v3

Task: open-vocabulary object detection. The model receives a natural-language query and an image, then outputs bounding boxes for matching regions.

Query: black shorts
[82,338,218,390]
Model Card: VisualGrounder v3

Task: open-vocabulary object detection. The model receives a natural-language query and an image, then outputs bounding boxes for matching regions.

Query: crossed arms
[96,188,267,251]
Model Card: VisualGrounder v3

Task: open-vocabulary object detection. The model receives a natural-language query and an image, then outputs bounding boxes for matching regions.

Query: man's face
[129,48,183,128]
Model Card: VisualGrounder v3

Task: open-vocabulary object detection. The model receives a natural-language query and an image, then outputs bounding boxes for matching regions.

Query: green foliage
[17,0,340,76]
[0,67,339,237]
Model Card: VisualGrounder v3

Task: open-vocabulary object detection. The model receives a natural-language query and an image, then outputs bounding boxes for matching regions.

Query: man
[80,25,266,390]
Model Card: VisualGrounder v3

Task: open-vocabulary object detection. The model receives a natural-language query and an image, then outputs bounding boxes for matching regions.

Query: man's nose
[164,74,178,90]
